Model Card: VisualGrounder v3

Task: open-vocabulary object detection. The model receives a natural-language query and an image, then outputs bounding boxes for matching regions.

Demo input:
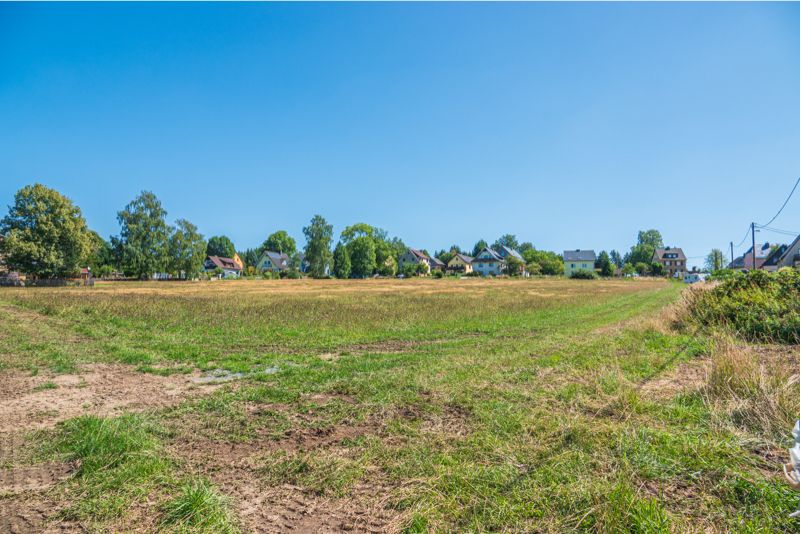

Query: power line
[756,225,798,237]
[760,177,800,227]
[732,225,751,248]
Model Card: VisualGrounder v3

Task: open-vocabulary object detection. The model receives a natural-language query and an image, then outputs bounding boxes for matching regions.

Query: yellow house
[562,249,596,277]
[447,253,474,274]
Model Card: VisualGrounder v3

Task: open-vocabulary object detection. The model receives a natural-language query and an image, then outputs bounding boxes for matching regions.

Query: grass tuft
[160,478,238,533]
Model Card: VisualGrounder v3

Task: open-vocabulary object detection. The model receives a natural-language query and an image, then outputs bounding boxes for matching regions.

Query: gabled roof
[449,253,474,265]
[474,247,504,262]
[778,236,800,265]
[429,256,445,267]
[258,250,290,270]
[563,249,596,262]
[206,255,243,271]
[653,247,686,261]
[762,244,789,267]
[728,255,745,269]
[407,248,429,261]
[498,246,524,261]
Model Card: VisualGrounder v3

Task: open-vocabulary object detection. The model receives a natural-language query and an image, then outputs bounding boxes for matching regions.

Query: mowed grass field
[0,278,797,533]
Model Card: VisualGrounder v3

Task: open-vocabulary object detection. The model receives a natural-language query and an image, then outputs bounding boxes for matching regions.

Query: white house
[472,247,505,276]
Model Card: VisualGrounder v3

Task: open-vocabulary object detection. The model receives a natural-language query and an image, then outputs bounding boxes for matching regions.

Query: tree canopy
[332,242,351,279]
[625,229,664,266]
[169,219,206,278]
[493,234,519,251]
[349,235,376,278]
[0,183,93,277]
[261,230,296,256]
[113,191,171,278]
[206,235,236,258]
[302,215,333,278]
[472,239,488,257]
[705,249,726,272]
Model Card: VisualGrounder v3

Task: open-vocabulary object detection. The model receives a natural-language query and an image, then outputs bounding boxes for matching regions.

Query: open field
[0,278,797,532]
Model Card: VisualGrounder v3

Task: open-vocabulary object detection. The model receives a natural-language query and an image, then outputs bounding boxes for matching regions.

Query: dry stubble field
[0,277,796,533]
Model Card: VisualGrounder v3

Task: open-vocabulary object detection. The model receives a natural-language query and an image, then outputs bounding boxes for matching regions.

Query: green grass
[2,278,796,532]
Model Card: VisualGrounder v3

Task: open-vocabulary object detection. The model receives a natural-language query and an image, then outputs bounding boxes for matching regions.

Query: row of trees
[3,184,715,281]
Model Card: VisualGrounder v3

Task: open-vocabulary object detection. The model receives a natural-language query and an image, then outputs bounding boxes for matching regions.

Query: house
[777,236,800,268]
[731,242,777,270]
[563,250,596,277]
[398,248,432,274]
[428,256,446,272]
[255,250,290,273]
[495,246,526,275]
[204,255,243,278]
[652,247,687,278]
[472,247,505,276]
[761,244,789,272]
[232,253,244,271]
[447,253,474,274]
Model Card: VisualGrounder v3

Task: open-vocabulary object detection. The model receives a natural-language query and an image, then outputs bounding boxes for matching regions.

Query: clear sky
[1,2,798,266]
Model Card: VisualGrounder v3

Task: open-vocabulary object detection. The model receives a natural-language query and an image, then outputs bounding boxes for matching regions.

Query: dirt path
[0,364,219,432]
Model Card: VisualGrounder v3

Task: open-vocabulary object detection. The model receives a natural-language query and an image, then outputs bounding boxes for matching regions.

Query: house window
[571,263,575,268]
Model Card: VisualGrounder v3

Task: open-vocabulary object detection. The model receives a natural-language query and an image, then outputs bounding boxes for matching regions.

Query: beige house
[447,253,473,274]
[652,247,686,278]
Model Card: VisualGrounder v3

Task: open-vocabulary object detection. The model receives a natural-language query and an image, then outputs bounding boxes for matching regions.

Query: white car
[683,273,707,284]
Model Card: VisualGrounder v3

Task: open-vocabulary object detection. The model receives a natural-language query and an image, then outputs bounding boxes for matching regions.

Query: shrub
[432,269,444,278]
[683,268,799,344]
[570,269,597,280]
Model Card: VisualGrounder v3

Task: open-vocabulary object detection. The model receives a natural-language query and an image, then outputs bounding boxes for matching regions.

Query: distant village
[0,185,798,286]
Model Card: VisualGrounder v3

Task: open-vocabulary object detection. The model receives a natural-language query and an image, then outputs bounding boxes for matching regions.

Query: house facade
[472,247,505,276]
[777,236,800,268]
[398,248,432,274]
[562,250,596,277]
[204,255,243,278]
[652,247,687,278]
[731,242,777,271]
[256,250,290,273]
[447,253,473,274]
[496,246,526,275]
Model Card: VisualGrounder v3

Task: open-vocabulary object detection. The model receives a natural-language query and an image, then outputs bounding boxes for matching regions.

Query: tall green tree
[521,249,564,275]
[625,229,664,265]
[86,230,116,273]
[349,236,376,278]
[705,248,726,272]
[302,215,333,278]
[261,230,296,255]
[333,242,351,279]
[472,239,489,257]
[609,250,623,269]
[206,235,236,258]
[597,251,615,277]
[0,183,92,277]
[340,223,375,244]
[518,242,535,254]
[493,234,519,251]
[169,219,207,279]
[114,191,171,279]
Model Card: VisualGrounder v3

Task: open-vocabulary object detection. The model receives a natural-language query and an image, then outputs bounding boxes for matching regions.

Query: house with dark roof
[652,247,687,278]
[204,255,243,278]
[563,250,596,277]
[777,236,800,268]
[730,242,777,270]
[399,248,433,274]
[761,244,789,272]
[255,250,290,273]
[447,253,474,274]
[473,247,505,276]
[495,246,526,275]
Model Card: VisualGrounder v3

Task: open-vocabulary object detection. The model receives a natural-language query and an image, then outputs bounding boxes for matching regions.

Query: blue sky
[1,2,798,266]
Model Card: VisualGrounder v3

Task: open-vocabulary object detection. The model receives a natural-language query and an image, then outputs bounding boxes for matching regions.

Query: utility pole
[751,222,757,270]
[729,241,734,267]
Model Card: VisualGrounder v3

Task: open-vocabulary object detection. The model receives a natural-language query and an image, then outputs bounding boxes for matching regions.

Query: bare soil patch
[639,358,709,401]
[0,364,219,432]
